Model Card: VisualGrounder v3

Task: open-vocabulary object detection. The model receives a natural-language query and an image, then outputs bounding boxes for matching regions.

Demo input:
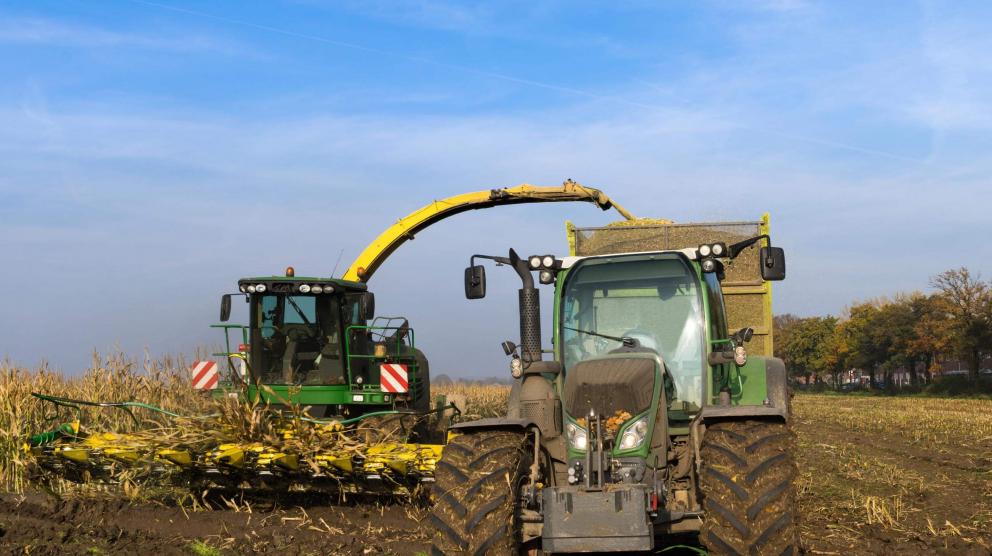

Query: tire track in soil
[0,493,431,555]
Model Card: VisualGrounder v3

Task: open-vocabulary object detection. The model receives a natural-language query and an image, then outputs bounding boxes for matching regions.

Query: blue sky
[2,0,990,377]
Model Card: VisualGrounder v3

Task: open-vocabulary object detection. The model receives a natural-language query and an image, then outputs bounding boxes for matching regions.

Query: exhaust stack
[508,249,542,362]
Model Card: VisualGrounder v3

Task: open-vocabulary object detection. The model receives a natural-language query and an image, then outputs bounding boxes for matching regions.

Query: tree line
[774,268,992,387]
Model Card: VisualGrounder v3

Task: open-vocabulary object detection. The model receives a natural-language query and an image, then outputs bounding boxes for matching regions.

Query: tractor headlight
[247,285,257,293]
[311,285,323,294]
[239,285,247,293]
[255,284,266,293]
[734,345,748,366]
[542,255,555,268]
[299,284,311,293]
[566,421,587,451]
[618,416,649,450]
[509,357,523,378]
[698,244,712,257]
[529,256,542,269]
[539,270,554,284]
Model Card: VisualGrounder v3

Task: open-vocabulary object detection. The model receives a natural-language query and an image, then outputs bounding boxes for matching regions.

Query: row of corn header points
[26,385,450,496]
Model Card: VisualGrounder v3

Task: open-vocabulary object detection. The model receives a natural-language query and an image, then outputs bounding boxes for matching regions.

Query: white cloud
[2,96,990,373]
[0,15,241,53]
[752,0,811,12]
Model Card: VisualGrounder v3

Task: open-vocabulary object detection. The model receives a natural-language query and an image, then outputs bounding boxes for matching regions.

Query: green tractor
[429,235,797,554]
[215,268,430,421]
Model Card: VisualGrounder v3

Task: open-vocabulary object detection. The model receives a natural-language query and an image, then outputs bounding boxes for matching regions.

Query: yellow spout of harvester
[340,180,634,283]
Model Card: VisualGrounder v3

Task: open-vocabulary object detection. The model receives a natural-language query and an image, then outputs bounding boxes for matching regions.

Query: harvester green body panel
[235,385,395,407]
[210,285,425,415]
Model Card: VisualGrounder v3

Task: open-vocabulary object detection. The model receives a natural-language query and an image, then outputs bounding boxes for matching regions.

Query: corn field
[0,352,206,492]
[2,357,990,553]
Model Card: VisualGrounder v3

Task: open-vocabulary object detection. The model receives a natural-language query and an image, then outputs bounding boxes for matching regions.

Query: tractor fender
[701,356,790,423]
[448,417,538,432]
[699,405,786,422]
[762,356,790,417]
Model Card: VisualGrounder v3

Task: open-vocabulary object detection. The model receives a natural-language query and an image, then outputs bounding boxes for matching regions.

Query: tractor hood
[563,355,658,419]
[563,352,672,458]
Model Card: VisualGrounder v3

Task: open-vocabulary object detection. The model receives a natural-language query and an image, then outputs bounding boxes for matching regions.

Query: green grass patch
[187,540,222,556]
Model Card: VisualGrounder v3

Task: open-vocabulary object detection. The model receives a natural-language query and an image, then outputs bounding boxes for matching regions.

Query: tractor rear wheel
[699,419,800,556]
[429,430,529,555]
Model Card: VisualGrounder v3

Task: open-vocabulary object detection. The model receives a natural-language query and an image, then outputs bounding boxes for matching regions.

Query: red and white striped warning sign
[379,363,409,393]
[191,360,219,390]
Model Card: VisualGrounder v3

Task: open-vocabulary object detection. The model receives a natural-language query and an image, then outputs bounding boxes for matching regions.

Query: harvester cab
[430,230,799,555]
[214,268,429,420]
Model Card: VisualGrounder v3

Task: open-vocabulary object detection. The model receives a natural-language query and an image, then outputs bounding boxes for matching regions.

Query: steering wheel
[286,326,315,342]
[621,329,659,351]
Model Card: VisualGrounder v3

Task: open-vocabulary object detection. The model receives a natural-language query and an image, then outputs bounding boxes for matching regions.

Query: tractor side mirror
[465,265,487,299]
[220,294,232,322]
[733,327,754,345]
[360,291,376,320]
[501,340,518,356]
[759,246,786,281]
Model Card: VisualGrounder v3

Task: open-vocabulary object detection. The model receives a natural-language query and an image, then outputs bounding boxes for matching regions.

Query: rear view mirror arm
[727,234,771,259]
[470,254,512,266]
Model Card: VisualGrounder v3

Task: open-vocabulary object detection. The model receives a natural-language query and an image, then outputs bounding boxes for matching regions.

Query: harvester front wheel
[699,419,800,556]
[429,430,529,555]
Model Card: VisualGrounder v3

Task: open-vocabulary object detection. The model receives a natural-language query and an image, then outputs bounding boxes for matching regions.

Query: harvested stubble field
[1,358,991,555]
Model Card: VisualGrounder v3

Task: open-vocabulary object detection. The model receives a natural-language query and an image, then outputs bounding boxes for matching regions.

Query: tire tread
[699,420,800,556]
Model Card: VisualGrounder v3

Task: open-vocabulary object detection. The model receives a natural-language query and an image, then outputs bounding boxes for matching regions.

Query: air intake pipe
[508,249,542,362]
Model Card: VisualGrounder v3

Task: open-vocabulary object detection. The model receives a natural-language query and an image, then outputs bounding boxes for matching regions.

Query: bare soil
[0,492,431,556]
[795,415,992,555]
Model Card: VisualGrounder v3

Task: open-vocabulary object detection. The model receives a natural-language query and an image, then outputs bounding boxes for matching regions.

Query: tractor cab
[215,268,427,416]
[560,253,704,410]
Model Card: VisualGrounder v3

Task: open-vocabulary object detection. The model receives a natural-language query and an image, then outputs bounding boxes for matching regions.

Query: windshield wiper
[564,326,639,348]
[286,296,313,326]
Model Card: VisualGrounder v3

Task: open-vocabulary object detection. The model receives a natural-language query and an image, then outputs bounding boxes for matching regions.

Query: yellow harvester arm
[341,180,635,282]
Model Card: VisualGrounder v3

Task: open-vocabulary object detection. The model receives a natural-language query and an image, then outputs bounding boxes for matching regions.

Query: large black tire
[412,348,431,415]
[430,430,529,555]
[359,413,416,443]
[410,348,435,442]
[699,420,800,556]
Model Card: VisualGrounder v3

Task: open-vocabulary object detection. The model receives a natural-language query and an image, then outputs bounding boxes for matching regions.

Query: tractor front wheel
[429,430,529,555]
[699,419,800,556]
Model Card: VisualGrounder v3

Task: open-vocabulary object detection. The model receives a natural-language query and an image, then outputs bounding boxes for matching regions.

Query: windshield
[250,294,345,385]
[561,256,705,408]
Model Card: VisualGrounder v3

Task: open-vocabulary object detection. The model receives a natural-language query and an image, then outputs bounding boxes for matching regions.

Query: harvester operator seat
[311,331,346,385]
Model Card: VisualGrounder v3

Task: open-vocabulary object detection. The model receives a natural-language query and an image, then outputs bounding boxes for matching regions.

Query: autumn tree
[875,295,925,388]
[839,302,886,388]
[930,268,992,382]
[780,316,838,384]
[773,313,803,370]
[907,293,952,383]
